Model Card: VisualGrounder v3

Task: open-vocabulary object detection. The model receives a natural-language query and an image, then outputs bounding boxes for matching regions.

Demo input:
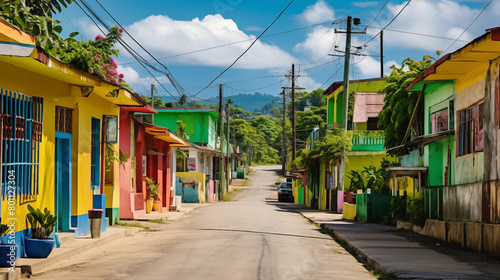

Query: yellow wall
[0,58,123,228]
[343,203,356,220]
[345,152,389,189]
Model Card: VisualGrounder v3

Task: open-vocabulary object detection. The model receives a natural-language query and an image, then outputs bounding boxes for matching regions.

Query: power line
[192,0,295,97]
[366,0,389,27]
[75,0,219,136]
[365,0,412,45]
[226,79,287,92]
[368,26,470,42]
[443,0,493,53]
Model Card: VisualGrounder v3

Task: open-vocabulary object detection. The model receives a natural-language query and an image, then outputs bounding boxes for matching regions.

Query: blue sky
[54,0,500,104]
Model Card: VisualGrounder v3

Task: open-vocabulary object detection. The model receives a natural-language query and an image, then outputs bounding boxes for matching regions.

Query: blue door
[55,133,72,232]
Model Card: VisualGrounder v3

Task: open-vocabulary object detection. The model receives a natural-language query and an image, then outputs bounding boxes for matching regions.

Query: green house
[153,108,219,149]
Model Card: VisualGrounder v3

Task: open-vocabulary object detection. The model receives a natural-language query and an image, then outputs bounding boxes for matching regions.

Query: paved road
[33,166,374,280]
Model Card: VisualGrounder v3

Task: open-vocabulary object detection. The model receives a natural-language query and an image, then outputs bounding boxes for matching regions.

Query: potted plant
[25,204,57,258]
[0,220,15,267]
[146,177,160,213]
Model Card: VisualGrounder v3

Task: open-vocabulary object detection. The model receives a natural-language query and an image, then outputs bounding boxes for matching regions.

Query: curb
[299,213,394,276]
[17,227,140,278]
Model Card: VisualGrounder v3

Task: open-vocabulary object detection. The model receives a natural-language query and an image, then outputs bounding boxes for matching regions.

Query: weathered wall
[443,183,482,222]
[176,172,206,203]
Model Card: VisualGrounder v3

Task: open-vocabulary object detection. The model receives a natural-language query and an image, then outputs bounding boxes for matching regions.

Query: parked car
[277,182,293,202]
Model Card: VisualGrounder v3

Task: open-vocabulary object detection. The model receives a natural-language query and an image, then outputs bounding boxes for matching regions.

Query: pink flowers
[109,57,118,69]
[119,29,123,34]
[95,35,104,40]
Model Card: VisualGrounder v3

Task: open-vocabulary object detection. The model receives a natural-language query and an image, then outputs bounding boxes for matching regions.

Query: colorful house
[153,108,219,149]
[0,19,147,258]
[322,78,389,213]
[119,107,189,219]
[399,27,500,255]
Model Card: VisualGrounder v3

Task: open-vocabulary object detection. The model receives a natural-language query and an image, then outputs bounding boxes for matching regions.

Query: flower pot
[153,200,160,211]
[146,199,154,214]
[25,238,55,258]
[0,245,17,267]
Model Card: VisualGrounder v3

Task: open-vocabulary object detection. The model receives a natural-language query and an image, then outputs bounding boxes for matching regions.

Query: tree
[295,89,326,111]
[174,120,189,140]
[295,106,327,142]
[0,0,73,51]
[378,56,436,151]
[140,95,164,107]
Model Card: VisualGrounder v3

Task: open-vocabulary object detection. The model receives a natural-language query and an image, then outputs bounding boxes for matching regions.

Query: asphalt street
[32,166,374,280]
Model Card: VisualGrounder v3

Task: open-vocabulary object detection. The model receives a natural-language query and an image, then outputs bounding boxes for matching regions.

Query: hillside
[160,92,280,112]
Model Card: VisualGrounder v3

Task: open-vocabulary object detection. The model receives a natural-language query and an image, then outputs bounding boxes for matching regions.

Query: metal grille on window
[1,89,43,199]
[55,106,72,133]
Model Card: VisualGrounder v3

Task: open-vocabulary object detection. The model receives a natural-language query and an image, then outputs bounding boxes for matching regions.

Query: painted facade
[318,78,389,213]
[119,108,188,219]
[153,108,219,149]
[0,20,147,258]
[401,27,500,255]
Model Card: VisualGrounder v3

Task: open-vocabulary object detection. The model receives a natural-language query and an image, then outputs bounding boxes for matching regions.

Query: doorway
[55,133,72,232]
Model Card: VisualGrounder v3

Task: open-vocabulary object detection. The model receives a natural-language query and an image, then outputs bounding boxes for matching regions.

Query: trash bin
[88,209,104,238]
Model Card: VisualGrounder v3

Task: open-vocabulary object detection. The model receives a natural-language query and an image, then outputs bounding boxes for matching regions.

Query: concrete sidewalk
[300,209,500,279]
[135,202,205,222]
[0,226,141,280]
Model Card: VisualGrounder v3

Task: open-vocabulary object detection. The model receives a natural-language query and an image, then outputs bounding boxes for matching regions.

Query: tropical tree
[378,56,436,151]
[295,89,326,111]
[0,0,73,51]
[295,106,327,142]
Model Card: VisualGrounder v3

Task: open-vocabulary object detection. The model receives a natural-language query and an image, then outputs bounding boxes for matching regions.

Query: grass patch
[116,221,150,230]
[223,193,231,201]
[148,218,165,224]
[242,179,249,186]
[371,271,399,280]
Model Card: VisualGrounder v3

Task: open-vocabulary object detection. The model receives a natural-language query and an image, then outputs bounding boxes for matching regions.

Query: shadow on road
[198,228,331,240]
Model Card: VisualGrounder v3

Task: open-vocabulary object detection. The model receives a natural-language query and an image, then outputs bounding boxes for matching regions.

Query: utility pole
[280,89,287,176]
[291,64,296,160]
[226,101,230,186]
[151,84,155,123]
[218,84,225,200]
[342,16,352,131]
[380,30,384,78]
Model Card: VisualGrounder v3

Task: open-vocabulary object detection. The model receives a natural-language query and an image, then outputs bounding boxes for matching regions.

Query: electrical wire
[365,0,412,45]
[443,0,493,53]
[366,0,389,27]
[192,0,296,97]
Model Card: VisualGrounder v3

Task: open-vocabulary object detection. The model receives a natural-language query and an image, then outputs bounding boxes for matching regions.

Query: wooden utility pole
[218,84,225,199]
[291,64,296,160]
[380,30,384,78]
[281,89,287,176]
[226,102,230,184]
[151,84,155,123]
[342,16,352,131]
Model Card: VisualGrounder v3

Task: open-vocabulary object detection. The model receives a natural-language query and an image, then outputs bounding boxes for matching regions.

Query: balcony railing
[350,131,385,151]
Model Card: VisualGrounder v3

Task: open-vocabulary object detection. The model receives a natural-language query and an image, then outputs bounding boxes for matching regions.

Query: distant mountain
[159,92,280,113]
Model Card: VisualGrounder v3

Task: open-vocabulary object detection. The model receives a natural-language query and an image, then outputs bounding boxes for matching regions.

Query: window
[55,106,72,133]
[91,118,101,190]
[458,101,483,156]
[367,117,379,131]
[432,108,448,133]
[1,89,43,198]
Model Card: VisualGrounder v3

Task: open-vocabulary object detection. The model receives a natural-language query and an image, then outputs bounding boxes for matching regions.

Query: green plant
[390,196,406,219]
[118,149,129,168]
[26,204,57,239]
[0,0,73,51]
[146,177,160,201]
[406,197,426,227]
[347,170,364,191]
[0,220,8,245]
[362,165,386,190]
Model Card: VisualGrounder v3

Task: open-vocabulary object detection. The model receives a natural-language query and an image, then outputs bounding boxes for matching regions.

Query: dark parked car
[277,182,293,202]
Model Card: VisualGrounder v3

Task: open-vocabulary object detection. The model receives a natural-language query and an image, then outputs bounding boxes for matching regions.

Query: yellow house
[0,19,145,258]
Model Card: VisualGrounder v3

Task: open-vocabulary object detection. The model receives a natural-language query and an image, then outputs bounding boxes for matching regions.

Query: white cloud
[298,0,335,25]
[352,55,398,78]
[117,65,170,91]
[373,0,480,53]
[294,26,335,60]
[122,14,296,69]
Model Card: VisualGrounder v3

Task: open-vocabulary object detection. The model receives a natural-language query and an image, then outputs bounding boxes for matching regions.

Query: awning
[141,122,190,147]
[120,105,156,114]
[387,130,454,155]
[0,19,36,57]
[353,93,385,123]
